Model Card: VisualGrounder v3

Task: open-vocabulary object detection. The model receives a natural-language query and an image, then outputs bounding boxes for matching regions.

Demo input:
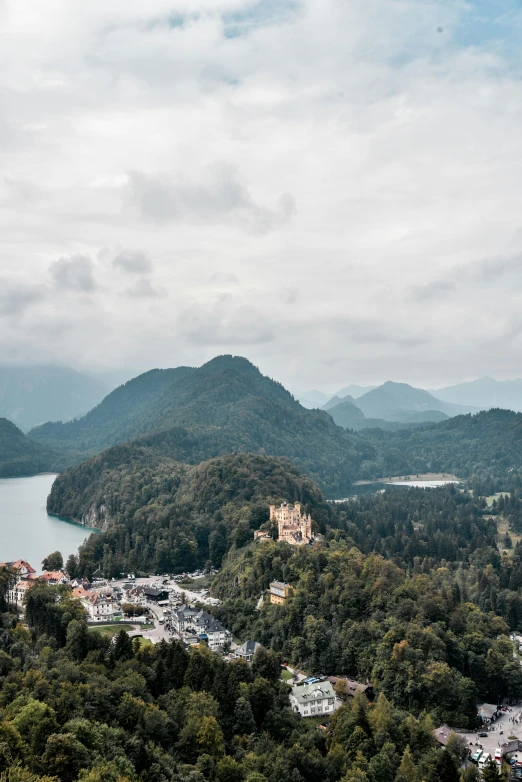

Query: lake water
[335,479,460,500]
[0,474,98,570]
[383,480,460,488]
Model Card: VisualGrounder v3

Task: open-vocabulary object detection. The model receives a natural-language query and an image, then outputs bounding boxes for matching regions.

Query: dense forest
[32,357,373,497]
[0,570,479,782]
[360,409,522,484]
[213,540,519,724]
[0,418,56,478]
[49,454,325,576]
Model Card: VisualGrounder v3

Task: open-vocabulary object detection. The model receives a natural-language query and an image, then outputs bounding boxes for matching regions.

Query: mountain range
[2,357,522,495]
[433,377,522,412]
[0,365,108,430]
[298,376,522,418]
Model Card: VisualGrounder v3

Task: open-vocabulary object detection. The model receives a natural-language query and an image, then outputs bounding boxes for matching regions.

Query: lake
[335,478,460,500]
[0,474,98,570]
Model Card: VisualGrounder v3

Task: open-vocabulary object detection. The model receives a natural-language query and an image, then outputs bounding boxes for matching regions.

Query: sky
[2,0,522,393]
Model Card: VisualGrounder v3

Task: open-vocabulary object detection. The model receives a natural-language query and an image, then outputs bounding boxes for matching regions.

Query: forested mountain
[355,381,475,420]
[0,365,108,430]
[0,417,55,477]
[360,408,522,483]
[32,356,374,495]
[435,376,522,412]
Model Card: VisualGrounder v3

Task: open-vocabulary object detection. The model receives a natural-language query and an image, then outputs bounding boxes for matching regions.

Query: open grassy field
[134,636,153,647]
[497,516,522,554]
[178,575,213,590]
[88,623,137,637]
[485,492,504,507]
[280,667,294,681]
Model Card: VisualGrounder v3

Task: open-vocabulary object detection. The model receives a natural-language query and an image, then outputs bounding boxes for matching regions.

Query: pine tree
[395,745,417,782]
[233,696,256,735]
[428,749,460,782]
[481,758,501,782]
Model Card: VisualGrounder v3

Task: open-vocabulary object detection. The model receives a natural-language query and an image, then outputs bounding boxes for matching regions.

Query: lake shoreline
[353,472,459,486]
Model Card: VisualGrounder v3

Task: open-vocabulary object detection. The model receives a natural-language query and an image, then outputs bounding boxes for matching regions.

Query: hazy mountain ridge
[434,376,522,412]
[0,365,108,430]
[354,380,476,420]
[0,417,56,477]
[322,391,449,430]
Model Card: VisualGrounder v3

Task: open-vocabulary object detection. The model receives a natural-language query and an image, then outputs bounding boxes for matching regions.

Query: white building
[190,610,232,651]
[289,681,338,718]
[8,579,34,607]
[81,592,115,621]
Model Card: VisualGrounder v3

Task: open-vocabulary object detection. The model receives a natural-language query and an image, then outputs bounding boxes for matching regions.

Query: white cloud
[1,0,522,387]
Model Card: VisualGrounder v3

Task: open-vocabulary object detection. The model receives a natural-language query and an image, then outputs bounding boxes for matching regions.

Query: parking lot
[458,706,522,760]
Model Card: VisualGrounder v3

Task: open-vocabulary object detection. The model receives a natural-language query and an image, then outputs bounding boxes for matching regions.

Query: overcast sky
[2,0,522,392]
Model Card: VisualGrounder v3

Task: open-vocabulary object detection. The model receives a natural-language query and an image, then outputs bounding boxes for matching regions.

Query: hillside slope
[0,418,56,477]
[0,365,108,430]
[29,365,195,452]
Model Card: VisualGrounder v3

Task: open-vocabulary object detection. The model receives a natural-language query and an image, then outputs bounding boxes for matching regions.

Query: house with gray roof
[172,605,199,635]
[289,680,338,718]
[235,640,261,662]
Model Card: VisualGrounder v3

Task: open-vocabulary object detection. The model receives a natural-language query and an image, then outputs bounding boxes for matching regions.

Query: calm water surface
[0,474,98,569]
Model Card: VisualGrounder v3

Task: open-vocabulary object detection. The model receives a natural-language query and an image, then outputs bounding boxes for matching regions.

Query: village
[4,501,522,775]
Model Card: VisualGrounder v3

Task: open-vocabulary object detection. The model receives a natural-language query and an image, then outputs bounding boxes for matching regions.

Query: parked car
[479,733,488,738]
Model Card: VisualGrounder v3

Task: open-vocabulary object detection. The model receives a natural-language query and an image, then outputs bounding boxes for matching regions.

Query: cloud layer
[1,0,522,389]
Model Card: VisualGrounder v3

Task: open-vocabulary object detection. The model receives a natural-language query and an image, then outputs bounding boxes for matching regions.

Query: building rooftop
[433,724,453,747]
[237,640,261,656]
[290,681,335,704]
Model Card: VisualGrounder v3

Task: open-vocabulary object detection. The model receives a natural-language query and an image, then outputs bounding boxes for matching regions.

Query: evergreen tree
[427,749,459,782]
[112,630,133,662]
[481,758,501,782]
[232,696,256,735]
[395,745,417,782]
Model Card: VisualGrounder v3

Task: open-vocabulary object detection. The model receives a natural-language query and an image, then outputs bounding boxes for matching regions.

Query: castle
[270,502,313,545]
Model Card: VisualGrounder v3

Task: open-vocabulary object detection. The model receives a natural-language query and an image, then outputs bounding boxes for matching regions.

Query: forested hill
[0,417,55,477]
[359,407,522,482]
[48,452,327,575]
[31,356,374,495]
